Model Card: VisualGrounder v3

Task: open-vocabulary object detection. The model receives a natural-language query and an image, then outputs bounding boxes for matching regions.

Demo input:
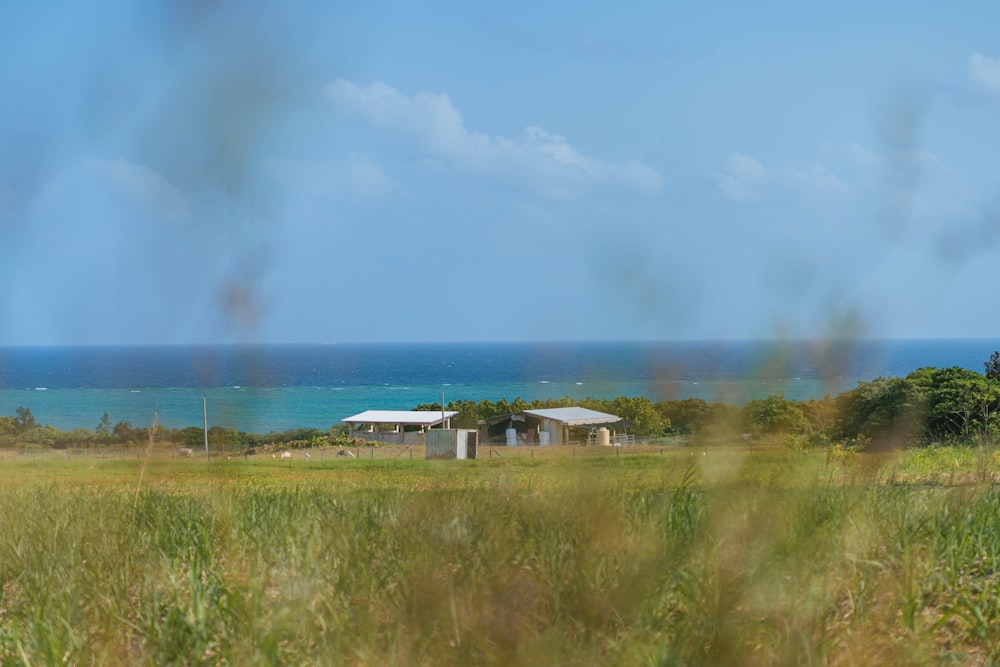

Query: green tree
[179,426,205,450]
[0,416,17,433]
[985,350,1000,381]
[925,367,1000,443]
[207,426,249,451]
[15,406,37,430]
[656,398,722,435]
[596,396,669,438]
[829,366,1000,448]
[831,375,924,447]
[0,416,18,444]
[112,420,134,442]
[741,393,810,436]
[96,412,111,437]
[800,396,838,436]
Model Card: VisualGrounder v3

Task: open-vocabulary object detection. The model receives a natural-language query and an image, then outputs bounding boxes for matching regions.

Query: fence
[0,446,409,463]
[585,432,636,447]
[1,442,686,463]
[348,431,428,446]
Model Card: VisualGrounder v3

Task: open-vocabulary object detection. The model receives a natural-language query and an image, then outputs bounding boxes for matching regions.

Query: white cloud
[713,153,768,201]
[325,79,663,199]
[969,53,1000,96]
[88,158,189,222]
[265,153,394,202]
[713,153,850,203]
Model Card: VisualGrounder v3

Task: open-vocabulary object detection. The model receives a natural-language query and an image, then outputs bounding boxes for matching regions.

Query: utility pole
[203,397,209,461]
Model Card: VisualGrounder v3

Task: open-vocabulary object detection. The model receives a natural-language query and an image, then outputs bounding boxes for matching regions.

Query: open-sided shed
[478,406,622,446]
[342,410,459,445]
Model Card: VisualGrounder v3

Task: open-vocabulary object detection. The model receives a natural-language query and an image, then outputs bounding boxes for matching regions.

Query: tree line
[417,352,1000,448]
[4,351,1000,450]
[0,409,340,453]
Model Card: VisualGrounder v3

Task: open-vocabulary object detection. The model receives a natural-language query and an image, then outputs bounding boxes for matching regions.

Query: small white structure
[425,429,477,460]
[342,410,459,445]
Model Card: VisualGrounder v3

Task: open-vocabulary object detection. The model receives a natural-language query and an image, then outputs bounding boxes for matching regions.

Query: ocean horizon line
[2,336,998,350]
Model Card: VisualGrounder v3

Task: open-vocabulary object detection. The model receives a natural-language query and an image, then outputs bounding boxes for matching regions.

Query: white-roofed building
[478,406,624,446]
[522,407,623,426]
[342,410,458,445]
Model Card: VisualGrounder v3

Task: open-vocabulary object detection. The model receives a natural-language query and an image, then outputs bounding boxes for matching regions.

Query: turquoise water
[0,340,994,432]
[0,377,868,432]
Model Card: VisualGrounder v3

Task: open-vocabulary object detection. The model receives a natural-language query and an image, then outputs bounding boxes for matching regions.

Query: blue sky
[2,1,1000,345]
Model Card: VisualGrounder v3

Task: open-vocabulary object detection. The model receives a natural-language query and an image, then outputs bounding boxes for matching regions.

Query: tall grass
[0,450,999,664]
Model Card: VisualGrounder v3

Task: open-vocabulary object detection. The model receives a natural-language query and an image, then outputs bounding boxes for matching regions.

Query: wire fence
[0,442,686,463]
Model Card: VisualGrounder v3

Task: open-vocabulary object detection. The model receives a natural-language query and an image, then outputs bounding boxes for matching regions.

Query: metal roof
[342,410,458,426]
[522,407,622,426]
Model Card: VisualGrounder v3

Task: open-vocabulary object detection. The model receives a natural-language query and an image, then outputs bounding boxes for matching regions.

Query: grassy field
[2,445,1000,665]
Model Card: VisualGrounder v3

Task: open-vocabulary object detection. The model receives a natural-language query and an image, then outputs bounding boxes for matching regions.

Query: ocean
[0,340,995,433]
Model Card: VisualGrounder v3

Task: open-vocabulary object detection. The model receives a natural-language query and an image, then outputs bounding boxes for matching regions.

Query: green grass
[2,448,1000,664]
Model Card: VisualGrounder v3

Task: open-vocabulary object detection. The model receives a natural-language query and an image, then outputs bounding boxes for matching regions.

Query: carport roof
[342,410,458,426]
[522,407,622,426]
